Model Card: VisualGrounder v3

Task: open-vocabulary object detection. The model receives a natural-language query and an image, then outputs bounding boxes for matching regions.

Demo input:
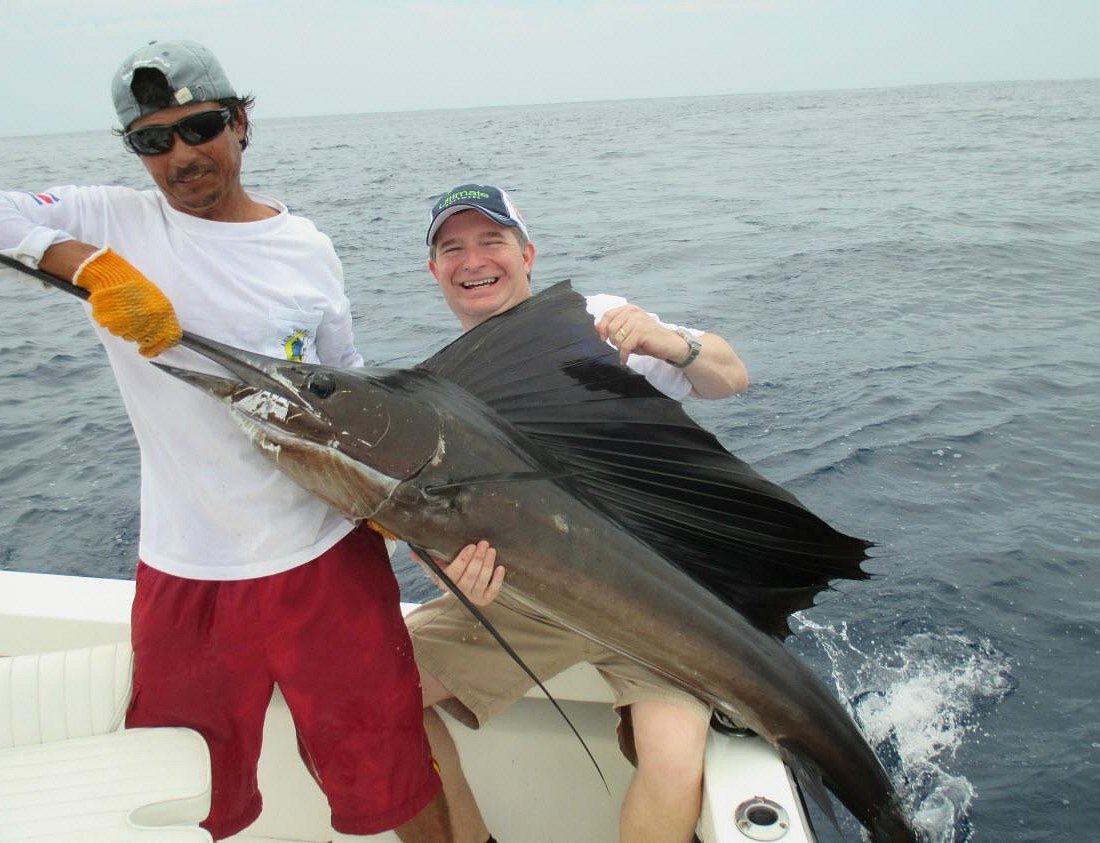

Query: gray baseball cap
[112,40,237,129]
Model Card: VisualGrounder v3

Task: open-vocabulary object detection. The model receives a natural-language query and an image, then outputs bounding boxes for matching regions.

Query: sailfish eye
[306,372,337,399]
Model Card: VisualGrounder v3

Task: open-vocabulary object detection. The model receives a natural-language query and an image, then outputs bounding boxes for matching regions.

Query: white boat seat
[0,644,212,842]
[0,643,133,746]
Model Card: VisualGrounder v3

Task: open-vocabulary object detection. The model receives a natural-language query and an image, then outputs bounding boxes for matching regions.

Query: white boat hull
[0,570,816,842]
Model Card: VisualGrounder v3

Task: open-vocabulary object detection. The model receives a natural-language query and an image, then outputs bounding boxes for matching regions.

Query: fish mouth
[152,334,330,443]
[153,332,445,482]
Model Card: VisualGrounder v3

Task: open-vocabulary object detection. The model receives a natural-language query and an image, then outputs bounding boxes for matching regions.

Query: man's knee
[630,700,708,787]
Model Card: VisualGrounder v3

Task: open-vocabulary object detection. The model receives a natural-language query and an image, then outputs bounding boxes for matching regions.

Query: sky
[2,0,1098,137]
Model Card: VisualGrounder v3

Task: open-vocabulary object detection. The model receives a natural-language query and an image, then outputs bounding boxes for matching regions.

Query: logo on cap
[435,189,491,213]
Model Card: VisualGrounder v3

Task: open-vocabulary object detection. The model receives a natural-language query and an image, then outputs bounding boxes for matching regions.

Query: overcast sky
[2,0,1098,137]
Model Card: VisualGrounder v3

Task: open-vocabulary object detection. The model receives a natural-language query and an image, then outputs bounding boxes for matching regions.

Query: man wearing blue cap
[0,41,450,842]
[410,184,749,843]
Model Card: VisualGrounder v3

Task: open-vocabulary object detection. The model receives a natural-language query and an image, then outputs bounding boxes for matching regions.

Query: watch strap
[667,328,701,368]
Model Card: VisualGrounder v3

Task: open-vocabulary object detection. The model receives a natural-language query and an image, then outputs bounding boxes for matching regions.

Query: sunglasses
[123,108,233,156]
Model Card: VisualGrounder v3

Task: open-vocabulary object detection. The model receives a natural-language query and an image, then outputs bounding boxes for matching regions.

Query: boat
[0,568,817,842]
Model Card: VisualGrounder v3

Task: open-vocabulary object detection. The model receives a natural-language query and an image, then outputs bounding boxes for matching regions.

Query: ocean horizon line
[2,74,1095,142]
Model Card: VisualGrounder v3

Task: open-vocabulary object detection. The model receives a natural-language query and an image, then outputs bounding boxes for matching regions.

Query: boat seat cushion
[0,727,212,841]
[0,644,213,841]
[0,642,133,747]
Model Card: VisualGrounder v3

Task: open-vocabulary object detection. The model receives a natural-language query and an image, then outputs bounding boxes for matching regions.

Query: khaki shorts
[407,592,710,762]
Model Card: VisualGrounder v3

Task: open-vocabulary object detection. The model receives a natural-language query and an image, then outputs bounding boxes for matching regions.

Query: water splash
[795,619,1015,842]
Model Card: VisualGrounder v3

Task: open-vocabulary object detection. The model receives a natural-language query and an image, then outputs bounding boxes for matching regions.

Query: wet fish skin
[2,251,918,839]
[155,331,918,842]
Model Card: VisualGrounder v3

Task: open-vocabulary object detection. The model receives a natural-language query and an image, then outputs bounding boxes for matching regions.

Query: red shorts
[125,525,440,839]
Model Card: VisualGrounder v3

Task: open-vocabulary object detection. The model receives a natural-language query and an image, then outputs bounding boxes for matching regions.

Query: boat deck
[0,570,816,842]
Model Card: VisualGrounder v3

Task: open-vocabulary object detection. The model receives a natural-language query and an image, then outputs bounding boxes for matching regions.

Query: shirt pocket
[265,306,324,363]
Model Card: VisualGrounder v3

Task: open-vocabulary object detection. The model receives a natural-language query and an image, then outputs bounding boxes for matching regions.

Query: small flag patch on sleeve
[26,192,62,205]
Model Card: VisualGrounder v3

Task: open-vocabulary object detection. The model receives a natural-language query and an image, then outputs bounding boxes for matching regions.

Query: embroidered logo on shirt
[26,192,61,205]
[283,329,309,362]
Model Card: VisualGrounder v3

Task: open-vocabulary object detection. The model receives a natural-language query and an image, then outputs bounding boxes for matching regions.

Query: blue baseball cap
[112,40,237,129]
[427,184,530,246]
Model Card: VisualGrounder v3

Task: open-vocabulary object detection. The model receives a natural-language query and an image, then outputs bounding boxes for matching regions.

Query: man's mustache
[169,164,209,184]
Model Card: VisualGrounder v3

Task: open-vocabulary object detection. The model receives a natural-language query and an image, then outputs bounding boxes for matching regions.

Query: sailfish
[0,252,919,841]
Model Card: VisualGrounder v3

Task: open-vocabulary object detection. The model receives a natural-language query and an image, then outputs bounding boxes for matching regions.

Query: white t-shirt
[584,293,702,400]
[1,185,360,580]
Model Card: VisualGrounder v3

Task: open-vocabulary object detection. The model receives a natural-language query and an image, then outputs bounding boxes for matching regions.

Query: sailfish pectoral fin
[407,543,610,794]
[422,470,577,495]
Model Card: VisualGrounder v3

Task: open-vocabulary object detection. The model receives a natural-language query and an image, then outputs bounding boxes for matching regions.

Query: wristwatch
[668,328,702,368]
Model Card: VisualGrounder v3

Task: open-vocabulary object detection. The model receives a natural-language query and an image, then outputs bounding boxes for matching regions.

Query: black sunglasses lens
[124,109,230,155]
[176,110,230,144]
[125,126,173,155]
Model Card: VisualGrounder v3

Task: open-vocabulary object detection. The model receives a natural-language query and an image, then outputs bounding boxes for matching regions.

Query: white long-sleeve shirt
[1,185,361,580]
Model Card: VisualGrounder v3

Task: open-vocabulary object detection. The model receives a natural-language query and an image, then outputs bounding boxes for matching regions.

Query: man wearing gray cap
[0,41,450,841]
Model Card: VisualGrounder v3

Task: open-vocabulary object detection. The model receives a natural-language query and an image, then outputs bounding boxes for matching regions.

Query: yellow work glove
[366,520,400,541]
[72,247,182,357]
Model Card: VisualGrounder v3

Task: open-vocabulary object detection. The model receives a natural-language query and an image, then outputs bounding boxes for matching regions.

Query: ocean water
[2,78,1098,841]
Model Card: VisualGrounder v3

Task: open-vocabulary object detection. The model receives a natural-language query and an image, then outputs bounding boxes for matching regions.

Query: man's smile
[170,166,213,185]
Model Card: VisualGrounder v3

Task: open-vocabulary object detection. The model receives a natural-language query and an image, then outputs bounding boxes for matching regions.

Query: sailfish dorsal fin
[418,281,871,638]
